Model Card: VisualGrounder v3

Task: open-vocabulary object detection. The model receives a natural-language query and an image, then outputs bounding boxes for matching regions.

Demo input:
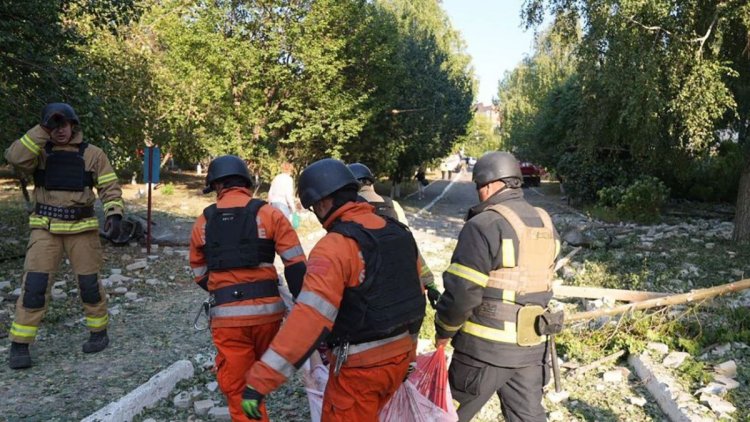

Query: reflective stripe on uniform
[20,135,41,155]
[435,316,462,332]
[501,238,516,267]
[29,215,50,228]
[192,265,207,277]
[296,291,338,323]
[49,218,100,233]
[555,239,561,258]
[102,199,124,210]
[261,348,297,378]
[209,302,285,318]
[86,314,109,328]
[97,172,118,186]
[279,245,304,262]
[420,263,432,277]
[10,322,38,339]
[445,263,488,287]
[348,331,410,355]
[462,320,517,343]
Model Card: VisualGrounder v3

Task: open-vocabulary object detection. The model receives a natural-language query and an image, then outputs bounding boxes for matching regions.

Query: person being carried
[6,103,124,369]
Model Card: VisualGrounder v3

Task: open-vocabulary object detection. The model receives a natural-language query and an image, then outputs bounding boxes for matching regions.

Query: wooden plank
[554,285,668,302]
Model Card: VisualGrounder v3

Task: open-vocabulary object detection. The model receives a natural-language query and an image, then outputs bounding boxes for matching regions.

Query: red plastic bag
[379,346,458,421]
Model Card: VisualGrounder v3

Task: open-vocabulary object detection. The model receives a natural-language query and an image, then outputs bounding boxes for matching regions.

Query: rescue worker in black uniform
[434,151,561,421]
[348,162,440,309]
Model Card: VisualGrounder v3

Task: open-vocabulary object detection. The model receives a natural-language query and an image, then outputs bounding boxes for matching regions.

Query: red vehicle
[520,161,542,187]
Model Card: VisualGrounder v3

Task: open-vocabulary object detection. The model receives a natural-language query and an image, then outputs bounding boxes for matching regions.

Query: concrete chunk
[126,260,148,271]
[714,360,737,378]
[713,374,740,390]
[208,406,231,421]
[173,391,191,409]
[546,390,569,403]
[646,342,669,355]
[194,399,214,416]
[662,351,690,368]
[603,370,623,383]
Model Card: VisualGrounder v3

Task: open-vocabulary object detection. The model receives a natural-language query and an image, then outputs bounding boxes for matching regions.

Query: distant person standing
[267,162,296,221]
[415,166,427,200]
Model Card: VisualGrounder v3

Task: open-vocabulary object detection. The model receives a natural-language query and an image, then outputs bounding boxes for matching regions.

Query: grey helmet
[41,103,80,129]
[472,151,522,187]
[347,163,375,184]
[203,155,252,194]
[298,158,358,209]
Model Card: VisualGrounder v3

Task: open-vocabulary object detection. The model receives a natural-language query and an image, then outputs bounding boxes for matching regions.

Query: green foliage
[557,151,630,202]
[160,183,175,196]
[597,176,670,223]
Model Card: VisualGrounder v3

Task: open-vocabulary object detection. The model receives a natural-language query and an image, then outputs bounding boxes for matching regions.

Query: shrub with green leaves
[596,176,670,223]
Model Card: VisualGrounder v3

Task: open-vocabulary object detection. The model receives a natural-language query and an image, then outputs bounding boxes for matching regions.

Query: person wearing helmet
[433,151,561,421]
[348,162,440,309]
[189,155,307,421]
[243,158,426,420]
[5,103,125,369]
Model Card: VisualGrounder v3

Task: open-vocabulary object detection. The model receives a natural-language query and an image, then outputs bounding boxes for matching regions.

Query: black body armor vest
[370,196,398,220]
[203,199,276,271]
[34,142,95,191]
[328,218,425,345]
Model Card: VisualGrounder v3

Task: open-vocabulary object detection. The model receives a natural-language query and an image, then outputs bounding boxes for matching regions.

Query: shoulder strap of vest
[203,204,218,221]
[78,142,88,157]
[486,203,527,233]
[330,220,381,285]
[245,198,267,215]
[533,207,554,231]
[381,196,393,208]
[44,141,54,155]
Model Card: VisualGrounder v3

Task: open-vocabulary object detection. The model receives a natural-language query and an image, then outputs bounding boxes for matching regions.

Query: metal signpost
[143,146,160,254]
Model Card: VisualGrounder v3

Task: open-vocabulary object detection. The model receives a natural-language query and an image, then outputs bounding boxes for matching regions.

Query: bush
[596,176,670,223]
[160,182,175,195]
[557,151,630,203]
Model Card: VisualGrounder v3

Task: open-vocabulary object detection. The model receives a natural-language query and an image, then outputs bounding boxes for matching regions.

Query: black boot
[9,342,32,369]
[82,330,109,354]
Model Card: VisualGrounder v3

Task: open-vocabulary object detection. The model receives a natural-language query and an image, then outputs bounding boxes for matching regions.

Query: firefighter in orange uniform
[243,158,426,420]
[189,155,306,421]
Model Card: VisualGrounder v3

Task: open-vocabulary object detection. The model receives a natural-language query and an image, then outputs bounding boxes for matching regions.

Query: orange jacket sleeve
[189,214,209,290]
[246,232,361,395]
[260,204,306,296]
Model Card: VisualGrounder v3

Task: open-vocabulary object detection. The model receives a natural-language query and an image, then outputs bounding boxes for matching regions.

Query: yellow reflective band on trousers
[446,263,488,287]
[502,238,516,267]
[436,316,462,332]
[21,134,41,155]
[49,218,100,233]
[97,172,118,186]
[86,314,109,329]
[10,322,38,339]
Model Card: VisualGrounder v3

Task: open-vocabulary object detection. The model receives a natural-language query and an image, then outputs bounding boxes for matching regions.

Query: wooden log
[554,285,668,302]
[566,278,750,322]
[554,246,582,272]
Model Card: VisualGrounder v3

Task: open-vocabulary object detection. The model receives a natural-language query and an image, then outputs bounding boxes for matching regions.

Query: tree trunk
[732,158,750,242]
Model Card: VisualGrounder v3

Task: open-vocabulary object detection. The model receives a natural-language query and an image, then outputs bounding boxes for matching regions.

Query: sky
[442,0,538,105]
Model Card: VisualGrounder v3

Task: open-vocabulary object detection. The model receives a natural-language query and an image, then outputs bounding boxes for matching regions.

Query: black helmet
[41,103,80,129]
[347,163,375,184]
[203,155,252,194]
[472,151,522,187]
[298,158,358,209]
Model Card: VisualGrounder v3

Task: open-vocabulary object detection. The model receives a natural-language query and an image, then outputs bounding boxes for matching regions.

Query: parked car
[520,161,542,187]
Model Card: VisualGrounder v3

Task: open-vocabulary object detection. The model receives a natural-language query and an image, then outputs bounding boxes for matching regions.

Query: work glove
[426,283,441,309]
[104,215,122,241]
[241,386,264,420]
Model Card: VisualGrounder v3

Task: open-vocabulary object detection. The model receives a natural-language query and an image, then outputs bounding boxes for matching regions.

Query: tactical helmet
[41,103,80,129]
[298,158,358,209]
[203,155,252,194]
[472,151,522,187]
[347,163,375,184]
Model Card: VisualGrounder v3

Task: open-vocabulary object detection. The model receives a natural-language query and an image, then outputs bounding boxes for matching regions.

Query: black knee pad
[22,272,49,309]
[78,274,101,304]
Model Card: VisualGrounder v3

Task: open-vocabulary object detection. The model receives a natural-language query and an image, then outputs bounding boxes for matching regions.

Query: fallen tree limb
[567,350,626,378]
[554,285,668,302]
[566,278,750,322]
[554,246,582,272]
